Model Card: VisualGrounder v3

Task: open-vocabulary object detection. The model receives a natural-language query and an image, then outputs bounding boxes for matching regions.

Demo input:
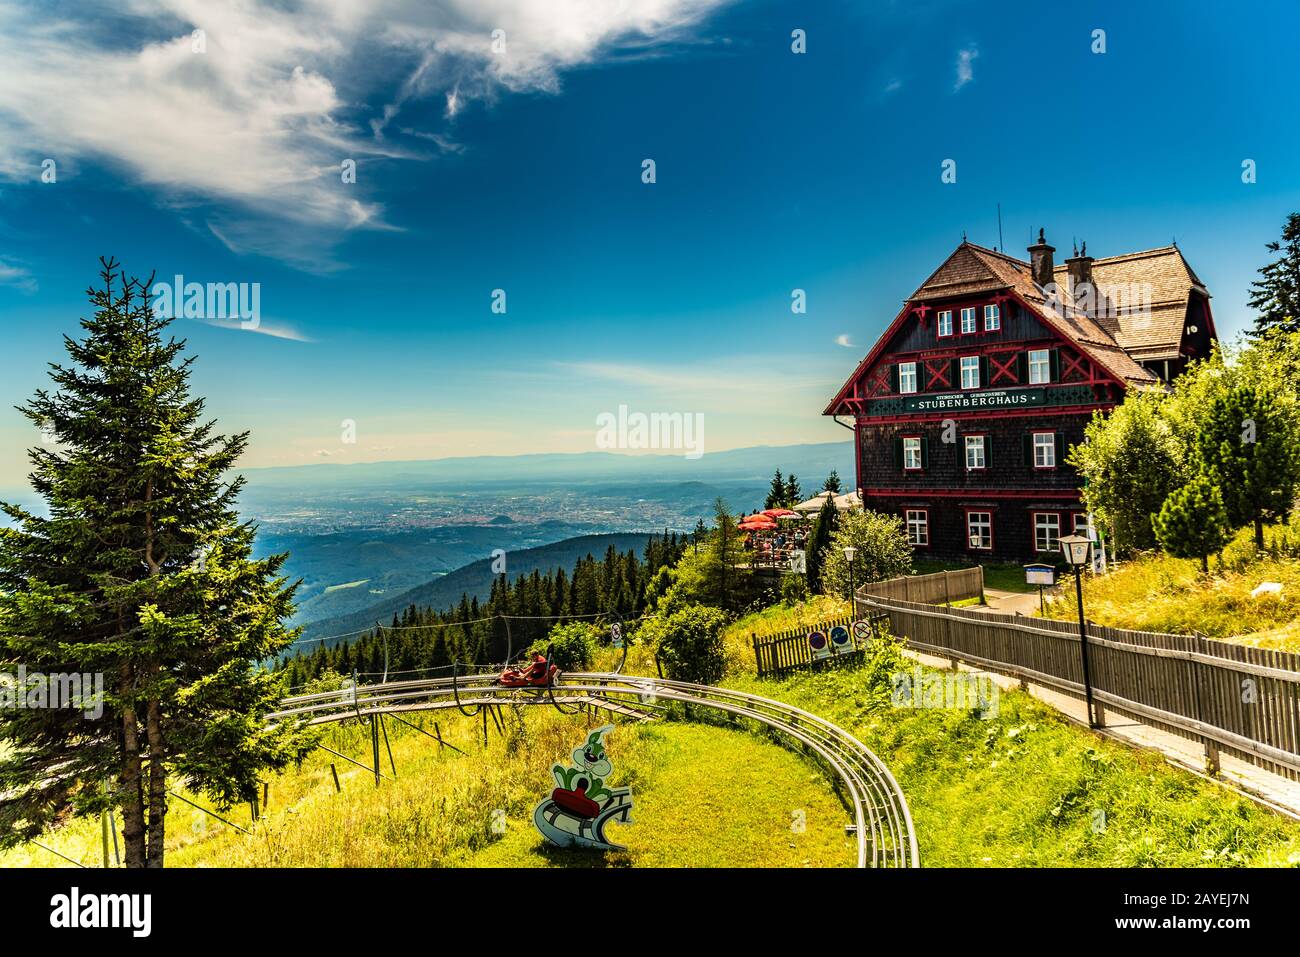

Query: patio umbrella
[761,508,800,518]
[738,516,777,530]
[792,491,834,514]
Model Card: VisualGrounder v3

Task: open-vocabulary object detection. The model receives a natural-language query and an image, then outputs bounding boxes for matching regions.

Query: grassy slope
[4,708,852,869]
[720,607,1300,867]
[1039,544,1300,652]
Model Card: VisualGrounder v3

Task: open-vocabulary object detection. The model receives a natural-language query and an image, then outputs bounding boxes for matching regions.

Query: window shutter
[950,358,960,388]
[978,355,988,387]
[984,435,992,468]
[920,436,929,469]
[1049,348,1060,382]
[1022,432,1032,468]
[1016,352,1028,383]
[889,364,900,393]
[1054,432,1064,465]
[893,436,903,468]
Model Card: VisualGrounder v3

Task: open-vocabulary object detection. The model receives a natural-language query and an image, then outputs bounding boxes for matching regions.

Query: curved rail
[271,672,918,868]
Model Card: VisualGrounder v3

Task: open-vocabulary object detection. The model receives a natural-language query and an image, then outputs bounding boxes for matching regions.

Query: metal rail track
[271,672,919,868]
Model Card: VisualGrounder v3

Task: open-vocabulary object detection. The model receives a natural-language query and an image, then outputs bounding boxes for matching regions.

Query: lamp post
[843,545,857,610]
[1058,533,1096,729]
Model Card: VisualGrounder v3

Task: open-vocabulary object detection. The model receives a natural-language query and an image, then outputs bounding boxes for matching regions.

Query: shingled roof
[908,242,1160,386]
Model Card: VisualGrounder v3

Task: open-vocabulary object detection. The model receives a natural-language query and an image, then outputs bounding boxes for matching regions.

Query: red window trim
[903,507,931,548]
[983,303,1002,332]
[1031,511,1063,554]
[958,305,979,335]
[1031,430,1058,470]
[962,432,989,471]
[900,433,924,472]
[964,508,994,552]
[896,359,920,394]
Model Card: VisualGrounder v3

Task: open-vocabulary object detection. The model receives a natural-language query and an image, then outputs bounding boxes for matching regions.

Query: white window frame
[1073,513,1089,536]
[984,303,1001,331]
[937,310,953,337]
[966,511,992,551]
[1033,431,1056,469]
[898,361,918,394]
[902,437,923,471]
[905,509,929,547]
[1028,348,1051,384]
[1034,512,1061,553]
[960,306,977,334]
[964,435,986,470]
[960,355,981,390]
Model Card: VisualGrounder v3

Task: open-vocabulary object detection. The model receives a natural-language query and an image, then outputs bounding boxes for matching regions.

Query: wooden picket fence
[752,612,891,679]
[856,593,1300,781]
[857,567,984,605]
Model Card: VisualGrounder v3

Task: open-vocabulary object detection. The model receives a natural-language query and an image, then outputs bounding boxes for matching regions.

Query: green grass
[721,627,1300,867]
[3,707,853,869]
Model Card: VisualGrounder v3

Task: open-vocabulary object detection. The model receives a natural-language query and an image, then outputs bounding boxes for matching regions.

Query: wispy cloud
[834,333,853,347]
[0,0,730,269]
[883,77,903,96]
[954,45,979,91]
[186,316,315,343]
[0,258,36,292]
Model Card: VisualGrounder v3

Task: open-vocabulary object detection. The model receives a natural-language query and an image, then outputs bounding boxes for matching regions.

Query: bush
[820,509,913,600]
[648,604,728,685]
[780,571,809,604]
[529,622,599,671]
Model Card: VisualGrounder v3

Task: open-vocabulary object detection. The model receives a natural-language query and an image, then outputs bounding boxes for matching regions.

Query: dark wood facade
[826,238,1216,563]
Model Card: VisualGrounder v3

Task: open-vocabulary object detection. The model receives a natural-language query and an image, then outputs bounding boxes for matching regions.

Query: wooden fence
[858,567,985,605]
[856,593,1300,781]
[753,613,890,679]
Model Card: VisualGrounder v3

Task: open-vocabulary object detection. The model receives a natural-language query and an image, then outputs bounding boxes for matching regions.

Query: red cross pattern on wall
[988,351,1018,385]
[924,357,952,390]
[1060,348,1089,382]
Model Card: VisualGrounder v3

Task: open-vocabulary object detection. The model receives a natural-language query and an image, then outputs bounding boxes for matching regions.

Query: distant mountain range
[296,532,659,647]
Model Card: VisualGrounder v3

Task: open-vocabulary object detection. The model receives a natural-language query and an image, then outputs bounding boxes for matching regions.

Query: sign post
[1024,563,1056,615]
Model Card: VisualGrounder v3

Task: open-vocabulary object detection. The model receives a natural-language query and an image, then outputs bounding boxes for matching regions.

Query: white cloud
[834,333,853,347]
[0,258,36,292]
[883,77,902,95]
[954,45,978,91]
[0,0,729,268]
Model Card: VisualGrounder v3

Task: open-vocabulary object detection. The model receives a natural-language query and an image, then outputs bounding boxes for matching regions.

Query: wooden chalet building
[824,231,1217,562]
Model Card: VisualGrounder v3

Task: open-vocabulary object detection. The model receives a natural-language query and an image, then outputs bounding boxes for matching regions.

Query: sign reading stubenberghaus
[905,387,1045,413]
[49,887,151,938]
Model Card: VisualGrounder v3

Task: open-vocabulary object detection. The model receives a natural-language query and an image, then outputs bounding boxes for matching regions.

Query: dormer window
[960,307,977,334]
[937,310,953,337]
[984,303,1001,331]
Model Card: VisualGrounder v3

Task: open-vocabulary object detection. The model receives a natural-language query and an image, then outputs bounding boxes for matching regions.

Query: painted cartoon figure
[533,724,633,850]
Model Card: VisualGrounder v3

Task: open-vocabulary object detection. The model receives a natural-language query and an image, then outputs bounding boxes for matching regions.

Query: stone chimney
[1065,241,1094,296]
[1027,228,1056,289]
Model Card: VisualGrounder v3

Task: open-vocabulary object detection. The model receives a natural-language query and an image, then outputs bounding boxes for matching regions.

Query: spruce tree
[764,469,785,510]
[0,260,312,867]
[1248,212,1300,336]
[805,495,838,594]
[783,474,801,508]
[1196,380,1300,549]
[1153,475,1232,574]
[822,469,842,494]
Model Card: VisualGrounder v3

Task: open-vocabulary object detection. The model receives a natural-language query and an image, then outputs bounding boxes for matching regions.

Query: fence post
[752,633,761,678]
[330,763,341,793]
[943,570,951,606]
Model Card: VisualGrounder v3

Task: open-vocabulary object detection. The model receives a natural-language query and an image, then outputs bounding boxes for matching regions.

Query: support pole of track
[370,714,381,787]
[101,808,110,867]
[330,763,341,792]
[380,715,397,777]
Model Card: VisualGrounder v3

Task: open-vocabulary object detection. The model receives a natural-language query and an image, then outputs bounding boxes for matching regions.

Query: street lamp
[1058,533,1096,729]
[843,545,858,608]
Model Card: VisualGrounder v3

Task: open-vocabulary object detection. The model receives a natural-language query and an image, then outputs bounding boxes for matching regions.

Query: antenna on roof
[997,203,1004,252]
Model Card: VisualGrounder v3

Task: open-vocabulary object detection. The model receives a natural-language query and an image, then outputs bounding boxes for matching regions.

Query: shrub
[649,604,728,685]
[529,622,599,671]
[820,509,913,599]
[1152,474,1232,574]
[780,571,809,605]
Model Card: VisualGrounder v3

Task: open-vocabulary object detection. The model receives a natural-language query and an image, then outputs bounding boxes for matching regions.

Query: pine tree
[764,469,785,510]
[1196,381,1300,549]
[805,494,838,594]
[1248,212,1300,336]
[783,474,801,508]
[822,469,842,494]
[0,260,312,867]
[1153,475,1232,574]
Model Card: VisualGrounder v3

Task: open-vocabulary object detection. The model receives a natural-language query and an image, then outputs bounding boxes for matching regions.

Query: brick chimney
[1027,228,1056,289]
[1065,240,1094,296]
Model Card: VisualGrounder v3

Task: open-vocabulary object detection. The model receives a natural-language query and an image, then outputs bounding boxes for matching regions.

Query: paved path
[976,587,1047,617]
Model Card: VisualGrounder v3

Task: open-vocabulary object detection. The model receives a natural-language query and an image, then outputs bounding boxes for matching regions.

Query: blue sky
[2,0,1299,490]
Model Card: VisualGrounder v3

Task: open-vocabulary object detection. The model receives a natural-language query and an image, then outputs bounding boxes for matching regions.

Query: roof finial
[1080,240,1087,256]
[1037,227,1046,243]
[1072,239,1079,257]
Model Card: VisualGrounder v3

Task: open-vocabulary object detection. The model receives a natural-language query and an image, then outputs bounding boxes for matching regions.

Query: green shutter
[1048,349,1060,382]
[889,364,900,393]
[920,435,929,469]
[893,436,903,468]
[1022,432,1033,468]
[950,357,960,388]
[978,355,988,387]
[1016,352,1027,383]
[1054,432,1065,465]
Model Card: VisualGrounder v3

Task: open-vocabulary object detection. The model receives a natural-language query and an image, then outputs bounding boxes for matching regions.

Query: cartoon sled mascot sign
[533,725,633,851]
